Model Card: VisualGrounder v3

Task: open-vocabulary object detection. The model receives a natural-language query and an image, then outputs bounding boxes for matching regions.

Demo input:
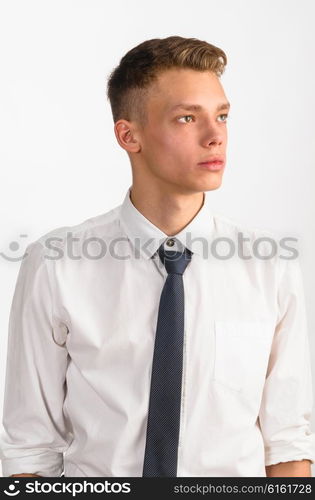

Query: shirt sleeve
[0,241,72,477]
[258,256,315,466]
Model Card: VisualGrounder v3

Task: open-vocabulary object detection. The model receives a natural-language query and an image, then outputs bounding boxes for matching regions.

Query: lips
[198,156,225,165]
[197,156,225,172]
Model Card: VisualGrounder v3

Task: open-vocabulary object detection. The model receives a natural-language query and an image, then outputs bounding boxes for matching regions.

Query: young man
[1,36,314,478]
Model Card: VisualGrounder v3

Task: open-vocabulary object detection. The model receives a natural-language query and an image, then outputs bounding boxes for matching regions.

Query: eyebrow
[170,102,230,112]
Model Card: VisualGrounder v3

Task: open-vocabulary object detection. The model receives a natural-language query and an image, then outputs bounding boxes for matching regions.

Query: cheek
[142,122,197,163]
[150,127,173,148]
[151,130,193,157]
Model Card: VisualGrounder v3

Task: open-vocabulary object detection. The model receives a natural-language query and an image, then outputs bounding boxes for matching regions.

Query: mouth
[197,157,225,171]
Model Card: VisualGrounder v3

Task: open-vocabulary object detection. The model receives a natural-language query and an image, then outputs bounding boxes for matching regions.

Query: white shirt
[1,187,314,477]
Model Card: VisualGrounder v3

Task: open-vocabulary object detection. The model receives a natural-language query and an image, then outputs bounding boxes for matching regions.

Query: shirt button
[166,238,175,247]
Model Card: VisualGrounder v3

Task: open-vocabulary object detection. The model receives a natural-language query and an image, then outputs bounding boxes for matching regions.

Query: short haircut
[106,35,227,124]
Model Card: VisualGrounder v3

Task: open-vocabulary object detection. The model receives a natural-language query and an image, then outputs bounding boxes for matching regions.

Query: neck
[129,184,205,236]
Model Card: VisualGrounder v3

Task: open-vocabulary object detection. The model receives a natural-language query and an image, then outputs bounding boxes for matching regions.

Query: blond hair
[107,35,227,123]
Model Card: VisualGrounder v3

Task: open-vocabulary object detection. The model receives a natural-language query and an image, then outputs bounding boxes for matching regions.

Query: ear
[114,120,141,153]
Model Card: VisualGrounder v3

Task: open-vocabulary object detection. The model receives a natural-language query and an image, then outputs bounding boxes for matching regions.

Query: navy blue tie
[142,244,193,477]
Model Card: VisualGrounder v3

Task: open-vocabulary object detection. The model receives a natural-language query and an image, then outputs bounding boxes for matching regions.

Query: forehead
[147,68,227,110]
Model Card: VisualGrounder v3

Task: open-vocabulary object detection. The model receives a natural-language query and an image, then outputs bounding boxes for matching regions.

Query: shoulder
[212,212,275,240]
[211,212,281,259]
[31,205,121,252]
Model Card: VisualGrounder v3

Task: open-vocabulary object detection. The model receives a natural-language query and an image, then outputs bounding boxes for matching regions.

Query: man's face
[134,68,229,194]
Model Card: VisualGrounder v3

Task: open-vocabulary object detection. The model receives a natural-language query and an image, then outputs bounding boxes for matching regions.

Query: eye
[217,114,229,122]
[177,115,195,123]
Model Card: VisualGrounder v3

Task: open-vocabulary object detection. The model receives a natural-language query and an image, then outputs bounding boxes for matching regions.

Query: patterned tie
[142,243,193,477]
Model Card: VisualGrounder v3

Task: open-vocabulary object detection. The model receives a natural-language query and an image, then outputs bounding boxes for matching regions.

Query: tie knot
[158,245,192,275]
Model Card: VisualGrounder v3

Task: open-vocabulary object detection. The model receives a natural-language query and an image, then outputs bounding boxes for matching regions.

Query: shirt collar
[119,186,214,259]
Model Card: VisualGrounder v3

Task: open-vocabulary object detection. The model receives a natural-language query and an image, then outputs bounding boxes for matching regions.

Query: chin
[172,178,223,194]
[196,177,223,191]
[206,182,222,191]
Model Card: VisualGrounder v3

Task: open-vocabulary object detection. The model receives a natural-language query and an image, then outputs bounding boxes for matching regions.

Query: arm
[10,474,42,477]
[0,241,72,477]
[266,459,312,477]
[259,258,315,475]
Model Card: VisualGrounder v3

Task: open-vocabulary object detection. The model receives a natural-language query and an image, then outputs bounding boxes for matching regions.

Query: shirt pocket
[213,320,275,393]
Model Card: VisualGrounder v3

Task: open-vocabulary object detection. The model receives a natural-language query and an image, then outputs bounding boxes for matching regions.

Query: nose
[200,121,226,148]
